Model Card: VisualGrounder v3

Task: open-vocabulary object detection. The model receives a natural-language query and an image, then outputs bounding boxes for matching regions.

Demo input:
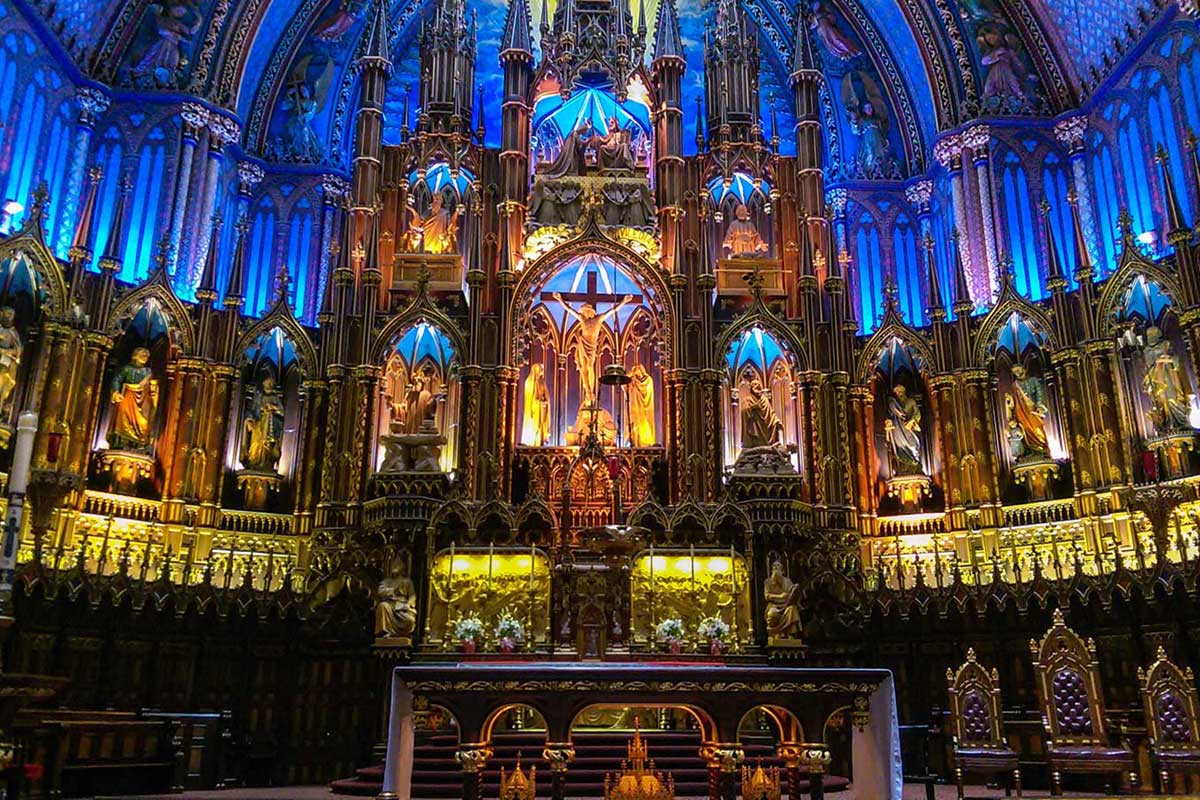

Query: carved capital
[904,180,934,209]
[238,162,266,191]
[455,746,494,773]
[933,135,962,169]
[961,124,991,154]
[76,87,111,125]
[180,102,210,135]
[208,114,241,146]
[826,188,848,216]
[322,174,349,200]
[541,746,575,772]
[1054,115,1089,152]
[775,743,831,773]
[700,744,744,772]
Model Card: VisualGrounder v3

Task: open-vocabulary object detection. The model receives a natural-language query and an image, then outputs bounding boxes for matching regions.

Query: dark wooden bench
[13,709,184,798]
[139,710,234,790]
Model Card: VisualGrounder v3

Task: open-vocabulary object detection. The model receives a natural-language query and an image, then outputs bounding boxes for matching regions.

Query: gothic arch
[1095,231,1184,337]
[371,286,466,366]
[715,312,808,375]
[972,275,1057,366]
[107,269,196,355]
[235,293,319,376]
[0,217,69,320]
[855,306,934,384]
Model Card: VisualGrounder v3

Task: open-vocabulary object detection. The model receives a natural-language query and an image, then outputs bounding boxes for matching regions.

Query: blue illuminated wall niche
[245,194,278,318]
[997,143,1044,301]
[891,210,922,326]
[851,204,884,334]
[89,127,125,272]
[120,125,169,284]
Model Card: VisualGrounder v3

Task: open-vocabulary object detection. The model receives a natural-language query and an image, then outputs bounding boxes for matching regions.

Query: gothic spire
[1066,190,1094,283]
[224,217,249,310]
[98,175,131,274]
[652,0,683,62]
[501,0,533,55]
[1155,147,1192,238]
[923,232,946,321]
[1040,200,1066,285]
[195,212,223,303]
[359,0,392,71]
[68,166,103,264]
[791,0,821,79]
[951,229,973,317]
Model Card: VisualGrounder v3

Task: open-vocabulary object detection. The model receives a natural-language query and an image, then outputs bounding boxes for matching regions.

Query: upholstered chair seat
[946,649,1022,800]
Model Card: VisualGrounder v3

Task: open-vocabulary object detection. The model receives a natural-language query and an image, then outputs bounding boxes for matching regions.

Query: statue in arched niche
[0,306,23,428]
[522,363,551,447]
[763,560,803,644]
[1005,364,1049,460]
[108,347,160,453]
[722,204,768,258]
[404,363,439,435]
[405,192,463,255]
[627,362,656,447]
[884,384,922,475]
[734,374,794,474]
[375,555,418,643]
[1141,326,1193,434]
[555,292,632,410]
[241,373,286,473]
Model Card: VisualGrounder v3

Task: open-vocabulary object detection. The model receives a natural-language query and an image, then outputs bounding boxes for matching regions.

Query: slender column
[455,745,493,800]
[314,175,347,321]
[189,117,239,290]
[1055,115,1101,269]
[962,124,998,299]
[777,743,830,800]
[541,744,574,800]
[701,744,743,800]
[827,188,848,254]
[934,135,974,298]
[168,103,208,279]
[55,88,110,257]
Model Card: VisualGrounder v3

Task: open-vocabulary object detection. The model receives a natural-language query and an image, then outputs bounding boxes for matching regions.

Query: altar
[376,662,902,800]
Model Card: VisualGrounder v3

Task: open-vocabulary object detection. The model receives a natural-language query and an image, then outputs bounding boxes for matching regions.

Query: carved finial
[882,277,899,309]
[26,182,49,226]
[1117,209,1134,235]
[154,233,174,274]
[416,264,432,296]
[275,262,292,303]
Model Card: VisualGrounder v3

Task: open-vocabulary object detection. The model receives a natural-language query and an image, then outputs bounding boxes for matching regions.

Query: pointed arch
[234,298,319,377]
[107,271,196,356]
[1095,237,1184,338]
[972,283,1057,366]
[855,310,934,384]
[0,223,68,319]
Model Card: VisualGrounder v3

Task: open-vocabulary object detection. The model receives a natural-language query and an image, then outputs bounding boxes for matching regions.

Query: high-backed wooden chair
[945,648,1021,799]
[1139,646,1200,793]
[1030,609,1137,796]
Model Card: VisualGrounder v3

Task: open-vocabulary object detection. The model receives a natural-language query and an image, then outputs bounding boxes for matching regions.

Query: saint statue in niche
[627,362,655,447]
[404,364,439,434]
[884,384,922,474]
[554,292,632,410]
[130,0,203,88]
[763,561,802,642]
[241,374,286,472]
[1141,326,1193,434]
[375,556,417,641]
[721,204,769,257]
[0,306,23,422]
[590,116,637,174]
[109,347,160,453]
[544,119,593,179]
[1004,364,1049,461]
[405,193,463,255]
[740,378,783,449]
[276,55,333,163]
[522,363,551,447]
[841,72,896,179]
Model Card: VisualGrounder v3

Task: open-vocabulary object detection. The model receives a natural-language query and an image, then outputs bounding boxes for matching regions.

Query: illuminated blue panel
[4,74,46,223]
[246,197,277,317]
[1146,77,1191,228]
[286,198,315,321]
[1090,133,1120,277]
[43,101,73,257]
[1042,154,1077,288]
[533,80,652,145]
[725,326,789,376]
[994,312,1045,359]
[854,212,883,334]
[1182,35,1200,140]
[122,127,167,284]
[892,213,921,326]
[1116,104,1155,240]
[929,191,956,321]
[89,128,124,272]
[1118,275,1172,326]
[1000,150,1043,301]
[706,173,771,205]
[408,163,475,197]
[874,337,920,381]
[394,321,456,371]
[245,325,299,370]
[537,252,652,331]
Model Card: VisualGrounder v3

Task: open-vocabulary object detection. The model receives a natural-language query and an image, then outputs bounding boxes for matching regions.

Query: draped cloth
[1011,378,1049,454]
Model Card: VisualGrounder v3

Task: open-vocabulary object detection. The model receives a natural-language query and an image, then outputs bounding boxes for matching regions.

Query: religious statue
[1141,326,1193,433]
[130,0,202,88]
[554,292,632,410]
[740,378,783,449]
[375,556,417,641]
[404,364,438,434]
[590,116,637,174]
[276,55,333,163]
[978,25,1032,112]
[405,193,462,254]
[543,119,592,179]
[312,0,365,41]
[841,72,896,179]
[0,306,23,421]
[241,375,286,472]
[763,561,802,643]
[722,204,769,257]
[108,347,160,453]
[1005,364,1049,459]
[627,363,655,447]
[522,363,551,447]
[884,384,922,475]
[809,1,860,60]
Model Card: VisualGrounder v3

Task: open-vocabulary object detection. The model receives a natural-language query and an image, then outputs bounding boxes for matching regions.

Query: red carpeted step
[331,729,850,797]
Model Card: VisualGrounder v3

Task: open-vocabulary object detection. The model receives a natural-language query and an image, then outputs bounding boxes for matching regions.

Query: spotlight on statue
[0,199,24,236]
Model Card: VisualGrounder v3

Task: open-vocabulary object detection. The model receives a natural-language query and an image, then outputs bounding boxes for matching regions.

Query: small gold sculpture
[741,761,781,800]
[1141,326,1193,433]
[404,193,462,255]
[0,306,22,446]
[722,203,768,257]
[627,362,655,446]
[605,721,675,800]
[763,560,803,644]
[375,556,417,642]
[241,375,285,472]
[522,363,551,446]
[499,754,537,800]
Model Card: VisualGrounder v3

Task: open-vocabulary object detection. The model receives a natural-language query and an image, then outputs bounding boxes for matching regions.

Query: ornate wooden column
[700,744,743,800]
[455,744,493,800]
[541,743,574,800]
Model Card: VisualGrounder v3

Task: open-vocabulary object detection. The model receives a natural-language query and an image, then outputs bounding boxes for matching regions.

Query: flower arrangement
[697,616,730,644]
[495,610,525,652]
[452,614,485,646]
[655,617,685,646]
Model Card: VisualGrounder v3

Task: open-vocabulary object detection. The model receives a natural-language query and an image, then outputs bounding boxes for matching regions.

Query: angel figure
[312,0,366,42]
[841,72,896,179]
[130,0,203,88]
[279,55,334,163]
[809,1,860,60]
[978,25,1033,112]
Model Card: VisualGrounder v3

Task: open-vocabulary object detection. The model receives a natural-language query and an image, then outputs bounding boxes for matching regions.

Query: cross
[539,270,642,309]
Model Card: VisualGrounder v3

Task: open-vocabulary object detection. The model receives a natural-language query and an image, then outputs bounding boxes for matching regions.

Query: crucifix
[541,271,643,410]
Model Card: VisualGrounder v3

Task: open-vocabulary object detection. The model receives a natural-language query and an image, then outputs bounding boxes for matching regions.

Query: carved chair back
[1139,646,1200,753]
[1030,609,1107,745]
[946,648,1007,749]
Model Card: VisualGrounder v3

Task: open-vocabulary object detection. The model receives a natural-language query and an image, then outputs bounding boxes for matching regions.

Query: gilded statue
[405,193,462,255]
[375,557,417,640]
[763,561,802,642]
[522,363,551,446]
[241,375,286,472]
[721,204,768,258]
[884,384,922,474]
[404,364,437,434]
[740,378,783,449]
[108,347,160,452]
[627,362,655,447]
[554,293,632,410]
[1005,364,1049,459]
[1141,326,1193,433]
[0,306,22,420]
